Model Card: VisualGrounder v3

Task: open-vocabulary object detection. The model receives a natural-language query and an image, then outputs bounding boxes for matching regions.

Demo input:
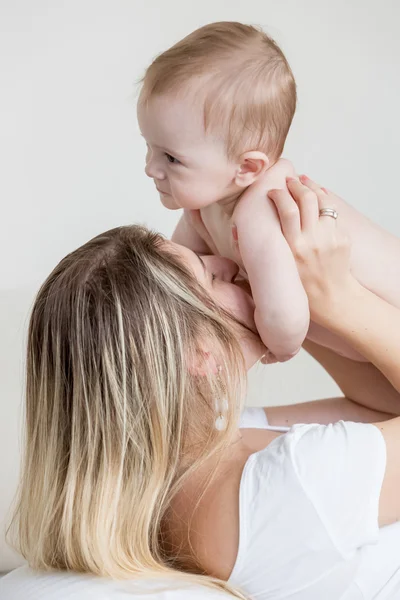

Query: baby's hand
[268,175,353,323]
[260,350,280,365]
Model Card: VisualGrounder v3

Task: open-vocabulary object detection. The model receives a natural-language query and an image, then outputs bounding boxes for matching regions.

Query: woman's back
[6,408,400,600]
[170,408,400,600]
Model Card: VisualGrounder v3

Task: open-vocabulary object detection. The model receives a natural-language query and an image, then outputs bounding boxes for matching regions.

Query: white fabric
[230,411,398,600]
[238,406,290,432]
[0,567,227,599]
[237,405,270,429]
[2,408,398,600]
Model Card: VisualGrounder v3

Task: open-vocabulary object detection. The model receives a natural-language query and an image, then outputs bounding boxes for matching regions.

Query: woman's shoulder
[229,420,386,593]
[196,420,385,585]
[240,420,386,528]
[179,424,291,580]
[170,419,386,590]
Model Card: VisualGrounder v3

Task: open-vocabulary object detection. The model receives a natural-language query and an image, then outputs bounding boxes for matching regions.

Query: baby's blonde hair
[140,21,296,161]
[8,225,248,598]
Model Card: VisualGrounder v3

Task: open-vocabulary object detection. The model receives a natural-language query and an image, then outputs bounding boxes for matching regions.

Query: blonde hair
[8,225,249,598]
[140,21,296,161]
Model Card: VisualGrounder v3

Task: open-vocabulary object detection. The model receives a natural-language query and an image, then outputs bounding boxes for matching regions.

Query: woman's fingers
[267,187,301,244]
[289,176,338,238]
[299,174,335,212]
[269,172,353,323]
[285,177,319,230]
[300,176,348,249]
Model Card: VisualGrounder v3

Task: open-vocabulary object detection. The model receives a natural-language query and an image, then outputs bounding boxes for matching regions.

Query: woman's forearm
[303,339,399,416]
[318,281,400,394]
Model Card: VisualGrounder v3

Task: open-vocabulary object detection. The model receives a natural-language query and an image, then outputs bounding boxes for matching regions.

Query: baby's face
[137,93,240,210]
[167,240,265,371]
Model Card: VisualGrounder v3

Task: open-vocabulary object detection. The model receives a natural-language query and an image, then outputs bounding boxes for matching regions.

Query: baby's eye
[165,153,180,164]
[211,273,217,282]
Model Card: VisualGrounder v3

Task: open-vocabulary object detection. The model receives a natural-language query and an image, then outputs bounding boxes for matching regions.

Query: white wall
[1,0,399,571]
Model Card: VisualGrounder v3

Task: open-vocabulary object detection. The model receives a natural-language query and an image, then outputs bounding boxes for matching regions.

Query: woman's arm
[269,177,400,394]
[265,341,399,427]
[313,279,400,394]
[268,175,400,528]
[265,397,392,427]
[303,339,400,416]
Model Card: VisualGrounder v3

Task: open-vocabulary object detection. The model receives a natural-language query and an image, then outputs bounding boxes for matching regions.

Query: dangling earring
[215,365,228,431]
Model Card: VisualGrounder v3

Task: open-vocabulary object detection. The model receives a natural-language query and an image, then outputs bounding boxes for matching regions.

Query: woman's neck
[164,426,282,579]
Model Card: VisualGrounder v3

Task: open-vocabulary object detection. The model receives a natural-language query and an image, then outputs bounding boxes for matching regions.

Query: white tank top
[230,407,400,600]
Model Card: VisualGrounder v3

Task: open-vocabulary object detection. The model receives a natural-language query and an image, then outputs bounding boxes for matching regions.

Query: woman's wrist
[314,281,400,393]
[310,276,364,330]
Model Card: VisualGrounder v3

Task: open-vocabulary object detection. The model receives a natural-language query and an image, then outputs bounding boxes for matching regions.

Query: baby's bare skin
[138,91,400,363]
[191,160,400,362]
[197,160,309,361]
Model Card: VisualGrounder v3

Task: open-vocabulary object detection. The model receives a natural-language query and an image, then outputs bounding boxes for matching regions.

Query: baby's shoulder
[233,159,295,222]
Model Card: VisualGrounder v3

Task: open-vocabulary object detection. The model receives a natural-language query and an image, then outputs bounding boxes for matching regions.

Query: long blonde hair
[8,225,248,597]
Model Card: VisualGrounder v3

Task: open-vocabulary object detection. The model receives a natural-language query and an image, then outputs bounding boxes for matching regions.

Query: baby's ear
[235,151,270,187]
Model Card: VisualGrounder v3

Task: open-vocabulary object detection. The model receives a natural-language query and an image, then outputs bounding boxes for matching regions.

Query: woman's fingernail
[299,174,308,181]
[232,225,238,241]
[321,187,328,193]
[286,177,297,182]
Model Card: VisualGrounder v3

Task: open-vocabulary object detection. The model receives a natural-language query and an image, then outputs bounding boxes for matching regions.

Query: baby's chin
[159,192,180,210]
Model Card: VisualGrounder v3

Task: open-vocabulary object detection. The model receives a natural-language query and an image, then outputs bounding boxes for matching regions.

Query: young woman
[3,177,400,600]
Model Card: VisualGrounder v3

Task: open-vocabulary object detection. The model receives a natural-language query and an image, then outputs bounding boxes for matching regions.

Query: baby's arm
[171,210,213,254]
[234,186,310,361]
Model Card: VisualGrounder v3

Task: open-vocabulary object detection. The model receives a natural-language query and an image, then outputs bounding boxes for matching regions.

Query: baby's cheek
[219,287,256,333]
[180,186,215,210]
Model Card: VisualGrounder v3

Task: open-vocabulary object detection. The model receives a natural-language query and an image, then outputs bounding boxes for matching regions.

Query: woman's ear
[187,349,219,377]
[234,151,270,188]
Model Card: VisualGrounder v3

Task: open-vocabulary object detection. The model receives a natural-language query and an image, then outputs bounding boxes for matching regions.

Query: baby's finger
[267,188,301,244]
[286,177,319,230]
[231,225,242,262]
[260,350,279,365]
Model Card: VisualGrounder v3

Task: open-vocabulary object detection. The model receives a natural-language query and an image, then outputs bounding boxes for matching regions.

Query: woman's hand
[268,175,355,324]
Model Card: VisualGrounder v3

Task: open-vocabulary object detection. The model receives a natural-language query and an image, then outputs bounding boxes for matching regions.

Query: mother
[4,178,400,600]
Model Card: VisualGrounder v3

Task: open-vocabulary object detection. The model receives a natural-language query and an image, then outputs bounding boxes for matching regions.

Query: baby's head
[138,22,296,210]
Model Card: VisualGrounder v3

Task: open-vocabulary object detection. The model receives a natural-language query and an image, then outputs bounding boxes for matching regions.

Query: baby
[137,21,400,363]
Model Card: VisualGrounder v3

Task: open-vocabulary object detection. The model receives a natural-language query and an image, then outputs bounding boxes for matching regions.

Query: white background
[1,0,399,571]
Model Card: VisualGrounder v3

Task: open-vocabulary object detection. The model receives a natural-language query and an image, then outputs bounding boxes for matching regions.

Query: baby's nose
[145,158,165,180]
